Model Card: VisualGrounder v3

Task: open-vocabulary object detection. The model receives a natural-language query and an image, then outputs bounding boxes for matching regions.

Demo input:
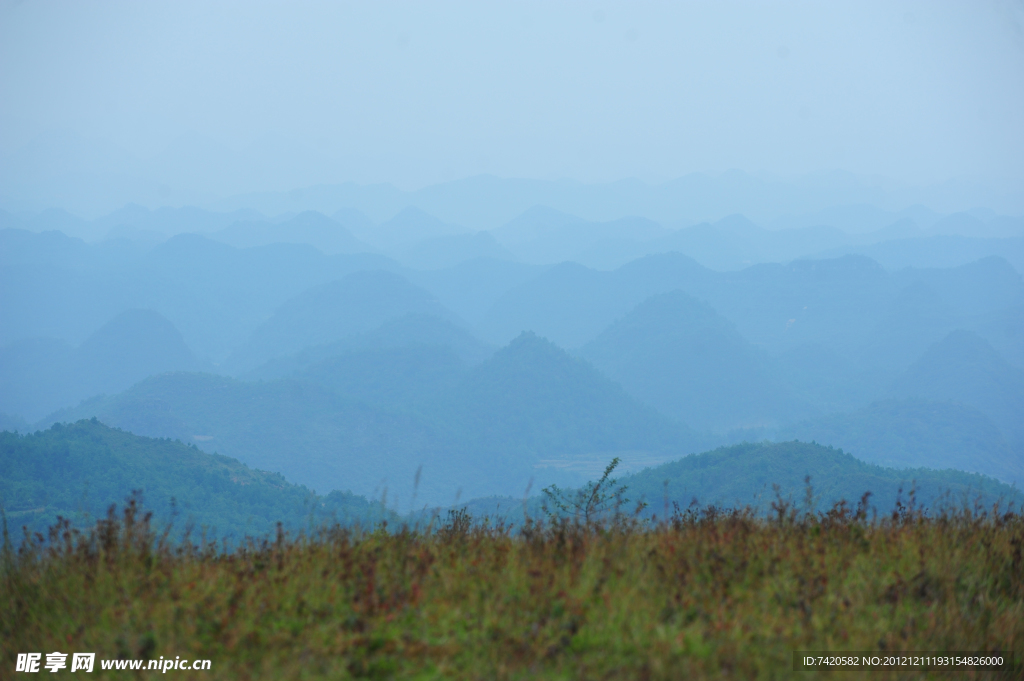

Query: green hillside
[0,419,392,541]
[620,440,1022,517]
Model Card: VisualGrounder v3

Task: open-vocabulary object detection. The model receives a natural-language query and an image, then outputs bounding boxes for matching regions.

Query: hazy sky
[2,0,1023,195]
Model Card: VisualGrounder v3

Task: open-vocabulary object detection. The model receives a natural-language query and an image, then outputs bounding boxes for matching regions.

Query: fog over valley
[3,181,1023,512]
[2,0,1023,524]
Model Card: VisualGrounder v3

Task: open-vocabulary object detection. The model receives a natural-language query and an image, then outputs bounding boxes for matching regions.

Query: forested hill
[620,441,1023,516]
[0,419,392,541]
[460,440,1024,524]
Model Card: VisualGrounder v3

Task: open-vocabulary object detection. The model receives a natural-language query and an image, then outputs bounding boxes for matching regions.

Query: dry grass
[2,495,1022,679]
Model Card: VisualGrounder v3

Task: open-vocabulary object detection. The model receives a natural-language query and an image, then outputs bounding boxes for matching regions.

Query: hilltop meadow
[3,491,1022,680]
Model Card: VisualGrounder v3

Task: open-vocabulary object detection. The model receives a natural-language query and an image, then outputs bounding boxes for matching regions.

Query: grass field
[2,495,1022,680]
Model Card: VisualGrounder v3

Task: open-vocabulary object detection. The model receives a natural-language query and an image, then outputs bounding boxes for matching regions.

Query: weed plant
[2,492,1022,679]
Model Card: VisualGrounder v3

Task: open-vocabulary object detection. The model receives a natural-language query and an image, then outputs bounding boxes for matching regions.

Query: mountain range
[3,196,1022,514]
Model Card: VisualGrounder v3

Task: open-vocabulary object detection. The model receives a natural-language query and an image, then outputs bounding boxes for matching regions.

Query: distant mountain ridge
[776,398,1023,486]
[223,269,463,373]
[0,227,400,359]
[889,330,1024,443]
[434,331,701,457]
[581,290,808,432]
[0,308,206,422]
[244,313,494,382]
[367,206,473,250]
[395,231,517,270]
[40,331,707,507]
[212,210,371,254]
[5,205,1023,509]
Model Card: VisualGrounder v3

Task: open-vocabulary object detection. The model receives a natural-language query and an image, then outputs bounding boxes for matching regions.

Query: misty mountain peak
[710,214,761,235]
[581,290,802,431]
[450,330,696,454]
[788,254,886,277]
[75,309,202,381]
[290,210,337,227]
[371,206,469,249]
[222,270,464,373]
[890,329,1024,442]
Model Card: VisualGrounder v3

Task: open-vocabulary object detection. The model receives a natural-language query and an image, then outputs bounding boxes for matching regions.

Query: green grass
[3,496,1022,679]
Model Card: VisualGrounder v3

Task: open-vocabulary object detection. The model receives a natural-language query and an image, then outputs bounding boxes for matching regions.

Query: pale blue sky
[1,0,1022,204]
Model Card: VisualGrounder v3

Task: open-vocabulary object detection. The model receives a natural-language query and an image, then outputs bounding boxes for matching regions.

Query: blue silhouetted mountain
[491,205,588,247]
[331,207,377,240]
[653,214,763,270]
[777,399,1023,486]
[889,330,1024,444]
[244,313,494,382]
[812,234,1024,273]
[476,252,717,347]
[1,228,399,362]
[74,308,206,394]
[408,257,548,325]
[769,203,934,234]
[856,282,959,378]
[859,217,923,243]
[659,215,850,271]
[477,252,1023,360]
[44,332,706,506]
[0,309,205,422]
[396,231,517,270]
[580,291,807,431]
[19,207,96,240]
[491,210,855,271]
[296,345,468,413]
[39,372,464,506]
[212,210,371,254]
[437,331,702,456]
[970,302,1024,368]
[222,270,465,374]
[368,206,472,250]
[474,252,1024,429]
[0,337,75,421]
[926,212,989,237]
[491,205,667,266]
[769,342,876,413]
[0,412,29,433]
[985,215,1024,238]
[477,261,607,346]
[856,257,1024,381]
[95,204,263,242]
[903,256,1023,317]
[35,367,557,507]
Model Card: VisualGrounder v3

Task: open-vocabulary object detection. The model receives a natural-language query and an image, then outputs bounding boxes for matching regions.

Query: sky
[1,0,1022,212]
